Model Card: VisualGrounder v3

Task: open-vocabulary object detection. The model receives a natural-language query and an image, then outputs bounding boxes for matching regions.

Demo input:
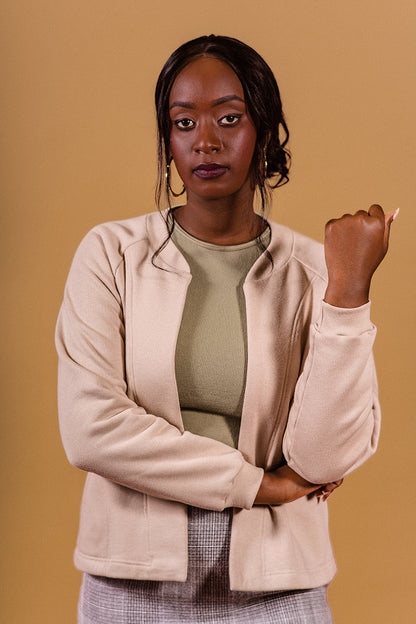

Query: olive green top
[172,220,271,448]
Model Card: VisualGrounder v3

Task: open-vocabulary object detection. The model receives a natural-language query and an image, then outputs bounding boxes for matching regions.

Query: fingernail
[392,208,400,221]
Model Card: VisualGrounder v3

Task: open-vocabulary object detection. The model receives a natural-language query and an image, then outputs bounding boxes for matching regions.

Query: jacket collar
[145,210,294,280]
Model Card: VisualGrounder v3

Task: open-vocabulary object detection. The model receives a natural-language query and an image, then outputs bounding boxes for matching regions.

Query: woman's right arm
[56,226,265,512]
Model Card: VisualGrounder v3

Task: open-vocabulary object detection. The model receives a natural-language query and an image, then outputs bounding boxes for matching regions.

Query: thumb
[384,208,399,248]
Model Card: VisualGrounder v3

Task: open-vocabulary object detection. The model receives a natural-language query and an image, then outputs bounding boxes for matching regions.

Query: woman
[56,35,396,623]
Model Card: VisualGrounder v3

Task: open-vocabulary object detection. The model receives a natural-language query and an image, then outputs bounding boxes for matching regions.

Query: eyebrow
[169,94,245,110]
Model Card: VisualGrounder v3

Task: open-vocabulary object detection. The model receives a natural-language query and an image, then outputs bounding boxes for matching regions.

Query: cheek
[236,121,257,151]
[169,134,179,160]
[235,132,257,171]
[169,135,189,166]
[245,128,257,155]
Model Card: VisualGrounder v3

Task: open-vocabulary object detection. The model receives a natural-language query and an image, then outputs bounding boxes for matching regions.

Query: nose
[193,121,221,153]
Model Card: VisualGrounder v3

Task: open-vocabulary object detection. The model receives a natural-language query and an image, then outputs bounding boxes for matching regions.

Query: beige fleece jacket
[55,210,380,590]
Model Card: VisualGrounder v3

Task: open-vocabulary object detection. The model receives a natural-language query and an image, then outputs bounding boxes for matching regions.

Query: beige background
[1,1,415,622]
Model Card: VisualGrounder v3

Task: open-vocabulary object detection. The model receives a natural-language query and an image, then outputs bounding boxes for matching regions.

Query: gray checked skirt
[78,506,333,623]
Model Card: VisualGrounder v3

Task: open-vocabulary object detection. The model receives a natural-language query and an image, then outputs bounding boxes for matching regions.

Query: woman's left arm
[282,205,397,484]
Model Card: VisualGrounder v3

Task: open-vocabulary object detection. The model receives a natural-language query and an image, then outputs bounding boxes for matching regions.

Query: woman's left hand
[324,204,398,308]
[314,478,344,502]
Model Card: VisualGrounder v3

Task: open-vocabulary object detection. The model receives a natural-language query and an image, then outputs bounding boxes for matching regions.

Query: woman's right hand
[254,464,342,505]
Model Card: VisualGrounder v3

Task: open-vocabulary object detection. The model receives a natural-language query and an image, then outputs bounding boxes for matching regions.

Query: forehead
[169,56,244,105]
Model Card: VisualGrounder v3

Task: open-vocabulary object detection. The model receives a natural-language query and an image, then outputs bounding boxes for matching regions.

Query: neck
[173,190,265,245]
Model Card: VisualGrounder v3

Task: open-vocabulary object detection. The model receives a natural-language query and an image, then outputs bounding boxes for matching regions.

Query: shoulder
[268,220,327,283]
[72,211,165,272]
[83,211,163,251]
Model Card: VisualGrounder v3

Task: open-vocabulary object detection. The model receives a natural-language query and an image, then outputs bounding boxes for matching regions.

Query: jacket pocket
[262,498,333,578]
[76,472,151,565]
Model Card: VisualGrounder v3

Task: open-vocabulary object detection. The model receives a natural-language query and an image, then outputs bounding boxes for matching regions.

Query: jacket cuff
[224,461,264,510]
[317,300,374,336]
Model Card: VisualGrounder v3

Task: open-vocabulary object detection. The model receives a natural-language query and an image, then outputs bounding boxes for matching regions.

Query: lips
[193,163,228,179]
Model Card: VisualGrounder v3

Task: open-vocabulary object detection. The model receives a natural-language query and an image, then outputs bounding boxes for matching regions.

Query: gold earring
[263,147,268,180]
[166,159,185,197]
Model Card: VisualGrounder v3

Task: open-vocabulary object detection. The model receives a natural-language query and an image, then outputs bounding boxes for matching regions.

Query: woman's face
[168,56,257,203]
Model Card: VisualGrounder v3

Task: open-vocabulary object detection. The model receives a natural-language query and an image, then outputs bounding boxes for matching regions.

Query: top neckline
[172,219,271,252]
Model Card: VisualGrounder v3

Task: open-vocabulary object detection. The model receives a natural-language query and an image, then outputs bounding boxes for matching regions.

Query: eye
[174,118,195,130]
[219,114,242,127]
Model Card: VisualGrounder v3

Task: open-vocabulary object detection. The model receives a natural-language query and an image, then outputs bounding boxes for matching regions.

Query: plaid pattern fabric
[78,506,333,623]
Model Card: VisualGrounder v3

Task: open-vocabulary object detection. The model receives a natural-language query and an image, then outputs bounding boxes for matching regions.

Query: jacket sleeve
[55,229,263,511]
[282,300,381,484]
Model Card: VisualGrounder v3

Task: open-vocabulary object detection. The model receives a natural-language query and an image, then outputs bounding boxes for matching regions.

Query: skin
[167,56,396,505]
[169,56,264,244]
[324,204,395,308]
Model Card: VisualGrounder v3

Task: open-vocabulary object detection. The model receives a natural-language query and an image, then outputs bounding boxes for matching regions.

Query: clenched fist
[324,204,398,308]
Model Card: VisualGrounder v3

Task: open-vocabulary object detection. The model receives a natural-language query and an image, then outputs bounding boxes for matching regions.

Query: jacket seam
[264,277,319,463]
[291,254,327,284]
[76,551,153,568]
